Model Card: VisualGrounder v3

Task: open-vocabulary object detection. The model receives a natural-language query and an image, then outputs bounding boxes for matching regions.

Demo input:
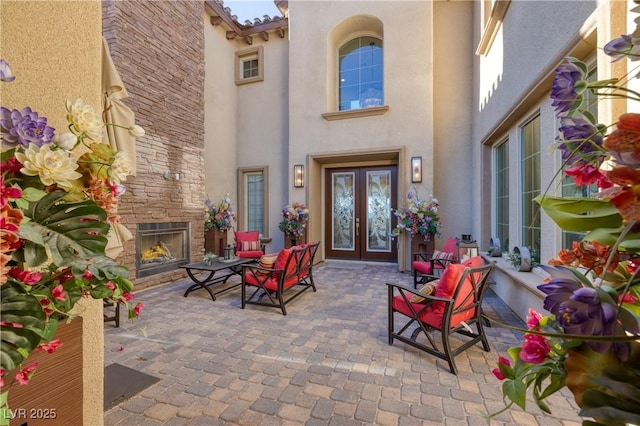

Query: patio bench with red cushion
[241,241,320,315]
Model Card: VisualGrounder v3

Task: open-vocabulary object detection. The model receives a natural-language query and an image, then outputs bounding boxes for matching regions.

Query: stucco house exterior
[0,0,634,422]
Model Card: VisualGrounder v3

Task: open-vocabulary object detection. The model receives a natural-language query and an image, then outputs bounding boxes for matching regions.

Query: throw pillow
[410,280,439,303]
[241,240,261,251]
[257,253,278,275]
[432,250,454,261]
[432,256,482,314]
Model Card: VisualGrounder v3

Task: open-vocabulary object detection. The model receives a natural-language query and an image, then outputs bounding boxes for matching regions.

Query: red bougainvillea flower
[82,270,93,280]
[106,280,116,290]
[133,302,144,317]
[565,164,612,188]
[0,367,5,388]
[519,334,551,364]
[36,339,63,354]
[604,166,640,223]
[15,362,38,385]
[7,268,43,285]
[51,284,66,302]
[492,356,511,380]
[619,293,639,304]
[604,113,640,166]
[39,299,53,317]
[122,292,134,301]
[526,309,543,329]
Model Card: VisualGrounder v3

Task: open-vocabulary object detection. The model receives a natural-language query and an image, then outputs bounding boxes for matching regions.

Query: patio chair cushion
[431,256,483,314]
[410,281,438,303]
[235,230,263,259]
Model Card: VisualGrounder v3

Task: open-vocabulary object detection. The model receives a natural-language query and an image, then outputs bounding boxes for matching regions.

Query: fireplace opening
[136,222,190,278]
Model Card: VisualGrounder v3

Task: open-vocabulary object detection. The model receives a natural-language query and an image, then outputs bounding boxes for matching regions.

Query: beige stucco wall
[289,1,433,267]
[204,13,239,204]
[1,1,104,424]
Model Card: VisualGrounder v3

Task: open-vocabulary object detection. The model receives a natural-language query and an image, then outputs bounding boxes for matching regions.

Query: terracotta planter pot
[7,318,83,425]
[204,228,227,257]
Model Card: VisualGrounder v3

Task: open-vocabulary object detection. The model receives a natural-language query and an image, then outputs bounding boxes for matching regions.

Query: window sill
[322,105,389,121]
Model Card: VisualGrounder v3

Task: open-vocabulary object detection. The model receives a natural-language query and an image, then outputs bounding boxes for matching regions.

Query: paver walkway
[104,262,582,425]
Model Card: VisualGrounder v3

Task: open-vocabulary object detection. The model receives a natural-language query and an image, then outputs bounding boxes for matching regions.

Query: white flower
[127,124,145,137]
[53,132,78,151]
[15,143,82,190]
[109,151,131,185]
[66,99,103,141]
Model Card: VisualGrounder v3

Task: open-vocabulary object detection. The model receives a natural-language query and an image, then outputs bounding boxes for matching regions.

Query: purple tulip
[557,116,604,168]
[604,35,633,62]
[538,278,625,357]
[550,58,586,115]
[0,106,55,148]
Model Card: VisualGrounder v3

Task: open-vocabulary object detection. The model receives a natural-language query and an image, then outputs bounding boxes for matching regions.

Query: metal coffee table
[180,257,256,301]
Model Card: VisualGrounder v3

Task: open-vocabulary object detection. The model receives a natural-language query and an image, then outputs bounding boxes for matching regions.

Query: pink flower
[82,270,93,280]
[7,268,43,285]
[40,299,53,316]
[526,309,543,329]
[122,292,134,301]
[133,302,144,317]
[105,281,115,290]
[36,339,63,354]
[15,362,38,385]
[519,334,551,364]
[0,321,23,328]
[51,284,66,302]
[492,356,511,380]
[0,367,5,388]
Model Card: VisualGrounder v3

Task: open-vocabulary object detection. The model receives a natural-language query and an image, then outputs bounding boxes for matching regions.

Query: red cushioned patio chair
[234,230,265,259]
[412,236,458,288]
[388,256,495,374]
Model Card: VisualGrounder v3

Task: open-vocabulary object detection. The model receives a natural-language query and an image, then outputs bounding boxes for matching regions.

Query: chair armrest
[412,252,434,262]
[386,282,452,303]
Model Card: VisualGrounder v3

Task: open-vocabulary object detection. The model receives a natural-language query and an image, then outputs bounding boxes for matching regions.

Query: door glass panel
[332,172,355,250]
[366,170,391,252]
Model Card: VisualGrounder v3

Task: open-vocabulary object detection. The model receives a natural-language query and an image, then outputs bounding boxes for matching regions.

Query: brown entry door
[324,166,397,262]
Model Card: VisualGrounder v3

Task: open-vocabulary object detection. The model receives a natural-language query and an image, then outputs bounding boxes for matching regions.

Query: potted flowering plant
[279,202,309,243]
[204,193,236,232]
[0,59,143,416]
[490,19,640,424]
[392,186,442,240]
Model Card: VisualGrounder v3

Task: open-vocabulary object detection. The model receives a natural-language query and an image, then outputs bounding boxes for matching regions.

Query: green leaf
[0,282,47,374]
[503,379,527,410]
[21,191,109,267]
[534,195,622,232]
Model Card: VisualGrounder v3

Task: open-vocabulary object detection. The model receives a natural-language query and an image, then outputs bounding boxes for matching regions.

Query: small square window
[235,46,263,85]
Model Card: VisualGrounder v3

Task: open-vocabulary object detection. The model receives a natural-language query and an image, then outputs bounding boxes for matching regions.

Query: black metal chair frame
[388,262,495,374]
[241,241,320,315]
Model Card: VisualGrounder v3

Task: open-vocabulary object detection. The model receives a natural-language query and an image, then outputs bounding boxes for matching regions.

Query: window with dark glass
[339,36,383,111]
[521,114,541,255]
[494,139,509,252]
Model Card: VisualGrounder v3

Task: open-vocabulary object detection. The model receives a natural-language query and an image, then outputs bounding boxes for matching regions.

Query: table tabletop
[180,257,255,272]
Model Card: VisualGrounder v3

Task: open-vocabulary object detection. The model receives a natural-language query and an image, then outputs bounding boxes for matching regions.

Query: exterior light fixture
[411,156,422,183]
[294,164,304,188]
[457,235,479,263]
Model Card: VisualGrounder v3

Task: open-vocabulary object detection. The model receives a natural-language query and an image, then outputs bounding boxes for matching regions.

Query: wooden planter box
[411,234,435,259]
[7,318,83,425]
[204,228,227,257]
[284,229,307,249]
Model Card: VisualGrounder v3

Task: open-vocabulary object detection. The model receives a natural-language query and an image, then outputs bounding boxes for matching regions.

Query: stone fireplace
[136,222,190,278]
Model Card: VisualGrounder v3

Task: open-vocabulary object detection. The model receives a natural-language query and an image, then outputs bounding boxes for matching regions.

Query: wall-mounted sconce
[411,156,422,183]
[293,164,304,188]
[163,171,183,181]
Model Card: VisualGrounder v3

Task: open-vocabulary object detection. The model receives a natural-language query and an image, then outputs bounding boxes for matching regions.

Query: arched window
[338,36,383,111]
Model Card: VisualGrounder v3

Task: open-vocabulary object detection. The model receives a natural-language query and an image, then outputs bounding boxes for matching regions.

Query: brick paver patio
[104,262,582,425]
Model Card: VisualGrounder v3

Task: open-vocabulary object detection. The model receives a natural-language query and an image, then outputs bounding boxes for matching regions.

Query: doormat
[104,363,160,410]
[325,263,366,270]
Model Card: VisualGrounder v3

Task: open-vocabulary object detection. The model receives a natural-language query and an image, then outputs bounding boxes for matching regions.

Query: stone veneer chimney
[102,0,205,290]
